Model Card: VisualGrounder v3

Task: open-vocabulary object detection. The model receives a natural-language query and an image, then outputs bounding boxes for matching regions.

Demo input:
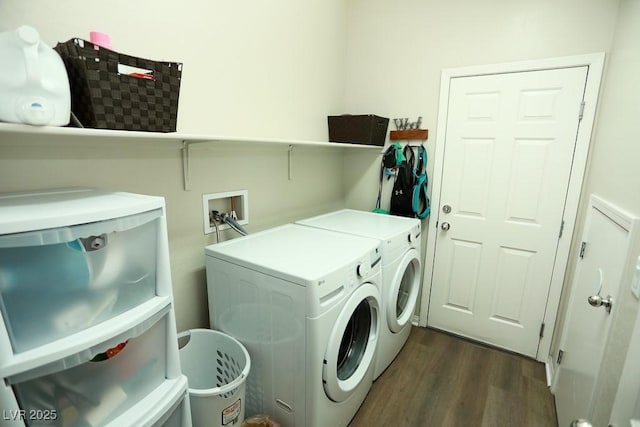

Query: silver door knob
[441,222,450,231]
[587,294,613,314]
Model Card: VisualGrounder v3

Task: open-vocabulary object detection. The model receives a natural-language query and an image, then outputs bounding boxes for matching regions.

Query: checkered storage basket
[54,38,182,132]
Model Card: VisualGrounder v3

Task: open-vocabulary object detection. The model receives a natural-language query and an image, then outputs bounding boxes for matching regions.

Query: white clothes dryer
[205,224,381,427]
[297,209,421,379]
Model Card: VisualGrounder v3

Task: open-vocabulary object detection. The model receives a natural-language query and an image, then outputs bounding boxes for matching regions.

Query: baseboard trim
[412,315,420,326]
[545,357,554,388]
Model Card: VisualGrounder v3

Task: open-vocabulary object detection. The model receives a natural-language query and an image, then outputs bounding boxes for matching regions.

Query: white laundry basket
[178,329,250,427]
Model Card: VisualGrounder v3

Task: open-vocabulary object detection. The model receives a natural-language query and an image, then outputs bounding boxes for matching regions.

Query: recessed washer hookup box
[327,114,389,146]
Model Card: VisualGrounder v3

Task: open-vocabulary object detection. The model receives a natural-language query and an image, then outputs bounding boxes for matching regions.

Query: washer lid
[297,209,419,241]
[205,224,379,283]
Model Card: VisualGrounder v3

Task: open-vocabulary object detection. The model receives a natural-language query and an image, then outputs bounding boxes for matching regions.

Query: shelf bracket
[288,144,294,180]
[182,141,191,191]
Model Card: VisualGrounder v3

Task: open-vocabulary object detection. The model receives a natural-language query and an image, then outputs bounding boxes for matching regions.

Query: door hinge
[539,322,545,338]
[579,101,586,121]
[557,349,564,365]
[559,220,565,238]
[580,241,587,259]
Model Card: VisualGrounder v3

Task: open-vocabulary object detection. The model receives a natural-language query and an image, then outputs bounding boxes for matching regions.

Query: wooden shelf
[390,129,428,141]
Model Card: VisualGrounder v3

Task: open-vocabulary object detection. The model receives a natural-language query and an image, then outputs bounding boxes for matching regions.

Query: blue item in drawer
[0,240,90,292]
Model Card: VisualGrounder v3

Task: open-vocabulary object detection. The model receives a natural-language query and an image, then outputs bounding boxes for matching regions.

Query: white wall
[0,0,346,140]
[342,0,619,212]
[343,0,617,120]
[0,0,350,332]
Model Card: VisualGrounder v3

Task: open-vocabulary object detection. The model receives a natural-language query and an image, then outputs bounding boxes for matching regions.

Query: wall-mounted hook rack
[390,129,428,141]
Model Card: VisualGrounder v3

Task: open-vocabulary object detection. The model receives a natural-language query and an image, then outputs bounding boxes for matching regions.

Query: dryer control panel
[307,247,381,318]
[384,223,421,264]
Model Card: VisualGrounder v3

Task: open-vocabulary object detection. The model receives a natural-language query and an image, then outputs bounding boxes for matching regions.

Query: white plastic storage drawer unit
[153,391,190,427]
[0,188,192,427]
[0,209,160,353]
[8,309,169,426]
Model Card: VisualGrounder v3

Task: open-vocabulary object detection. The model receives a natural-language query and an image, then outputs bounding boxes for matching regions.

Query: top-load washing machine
[205,224,381,427]
[297,209,421,379]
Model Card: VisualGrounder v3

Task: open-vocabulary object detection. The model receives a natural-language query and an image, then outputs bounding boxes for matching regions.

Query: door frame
[418,53,605,361]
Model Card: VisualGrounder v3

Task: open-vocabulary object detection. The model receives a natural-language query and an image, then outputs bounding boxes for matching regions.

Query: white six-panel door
[427,67,588,357]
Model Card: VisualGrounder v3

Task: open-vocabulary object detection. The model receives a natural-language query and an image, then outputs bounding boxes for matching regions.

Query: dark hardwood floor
[351,326,558,427]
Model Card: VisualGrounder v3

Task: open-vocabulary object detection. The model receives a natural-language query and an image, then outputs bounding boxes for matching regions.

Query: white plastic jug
[0,25,70,126]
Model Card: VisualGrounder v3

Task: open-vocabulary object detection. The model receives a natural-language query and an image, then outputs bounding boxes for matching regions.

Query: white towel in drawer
[0,209,160,353]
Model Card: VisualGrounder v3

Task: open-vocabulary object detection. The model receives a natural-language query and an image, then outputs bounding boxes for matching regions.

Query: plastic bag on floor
[241,415,280,427]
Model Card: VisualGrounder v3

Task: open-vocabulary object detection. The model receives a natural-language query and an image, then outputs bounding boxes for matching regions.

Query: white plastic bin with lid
[178,329,250,427]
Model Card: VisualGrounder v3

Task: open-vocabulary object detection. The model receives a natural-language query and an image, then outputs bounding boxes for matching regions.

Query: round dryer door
[323,283,380,403]
[387,248,421,333]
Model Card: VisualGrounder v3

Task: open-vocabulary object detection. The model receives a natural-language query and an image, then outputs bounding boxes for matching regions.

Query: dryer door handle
[371,256,382,268]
